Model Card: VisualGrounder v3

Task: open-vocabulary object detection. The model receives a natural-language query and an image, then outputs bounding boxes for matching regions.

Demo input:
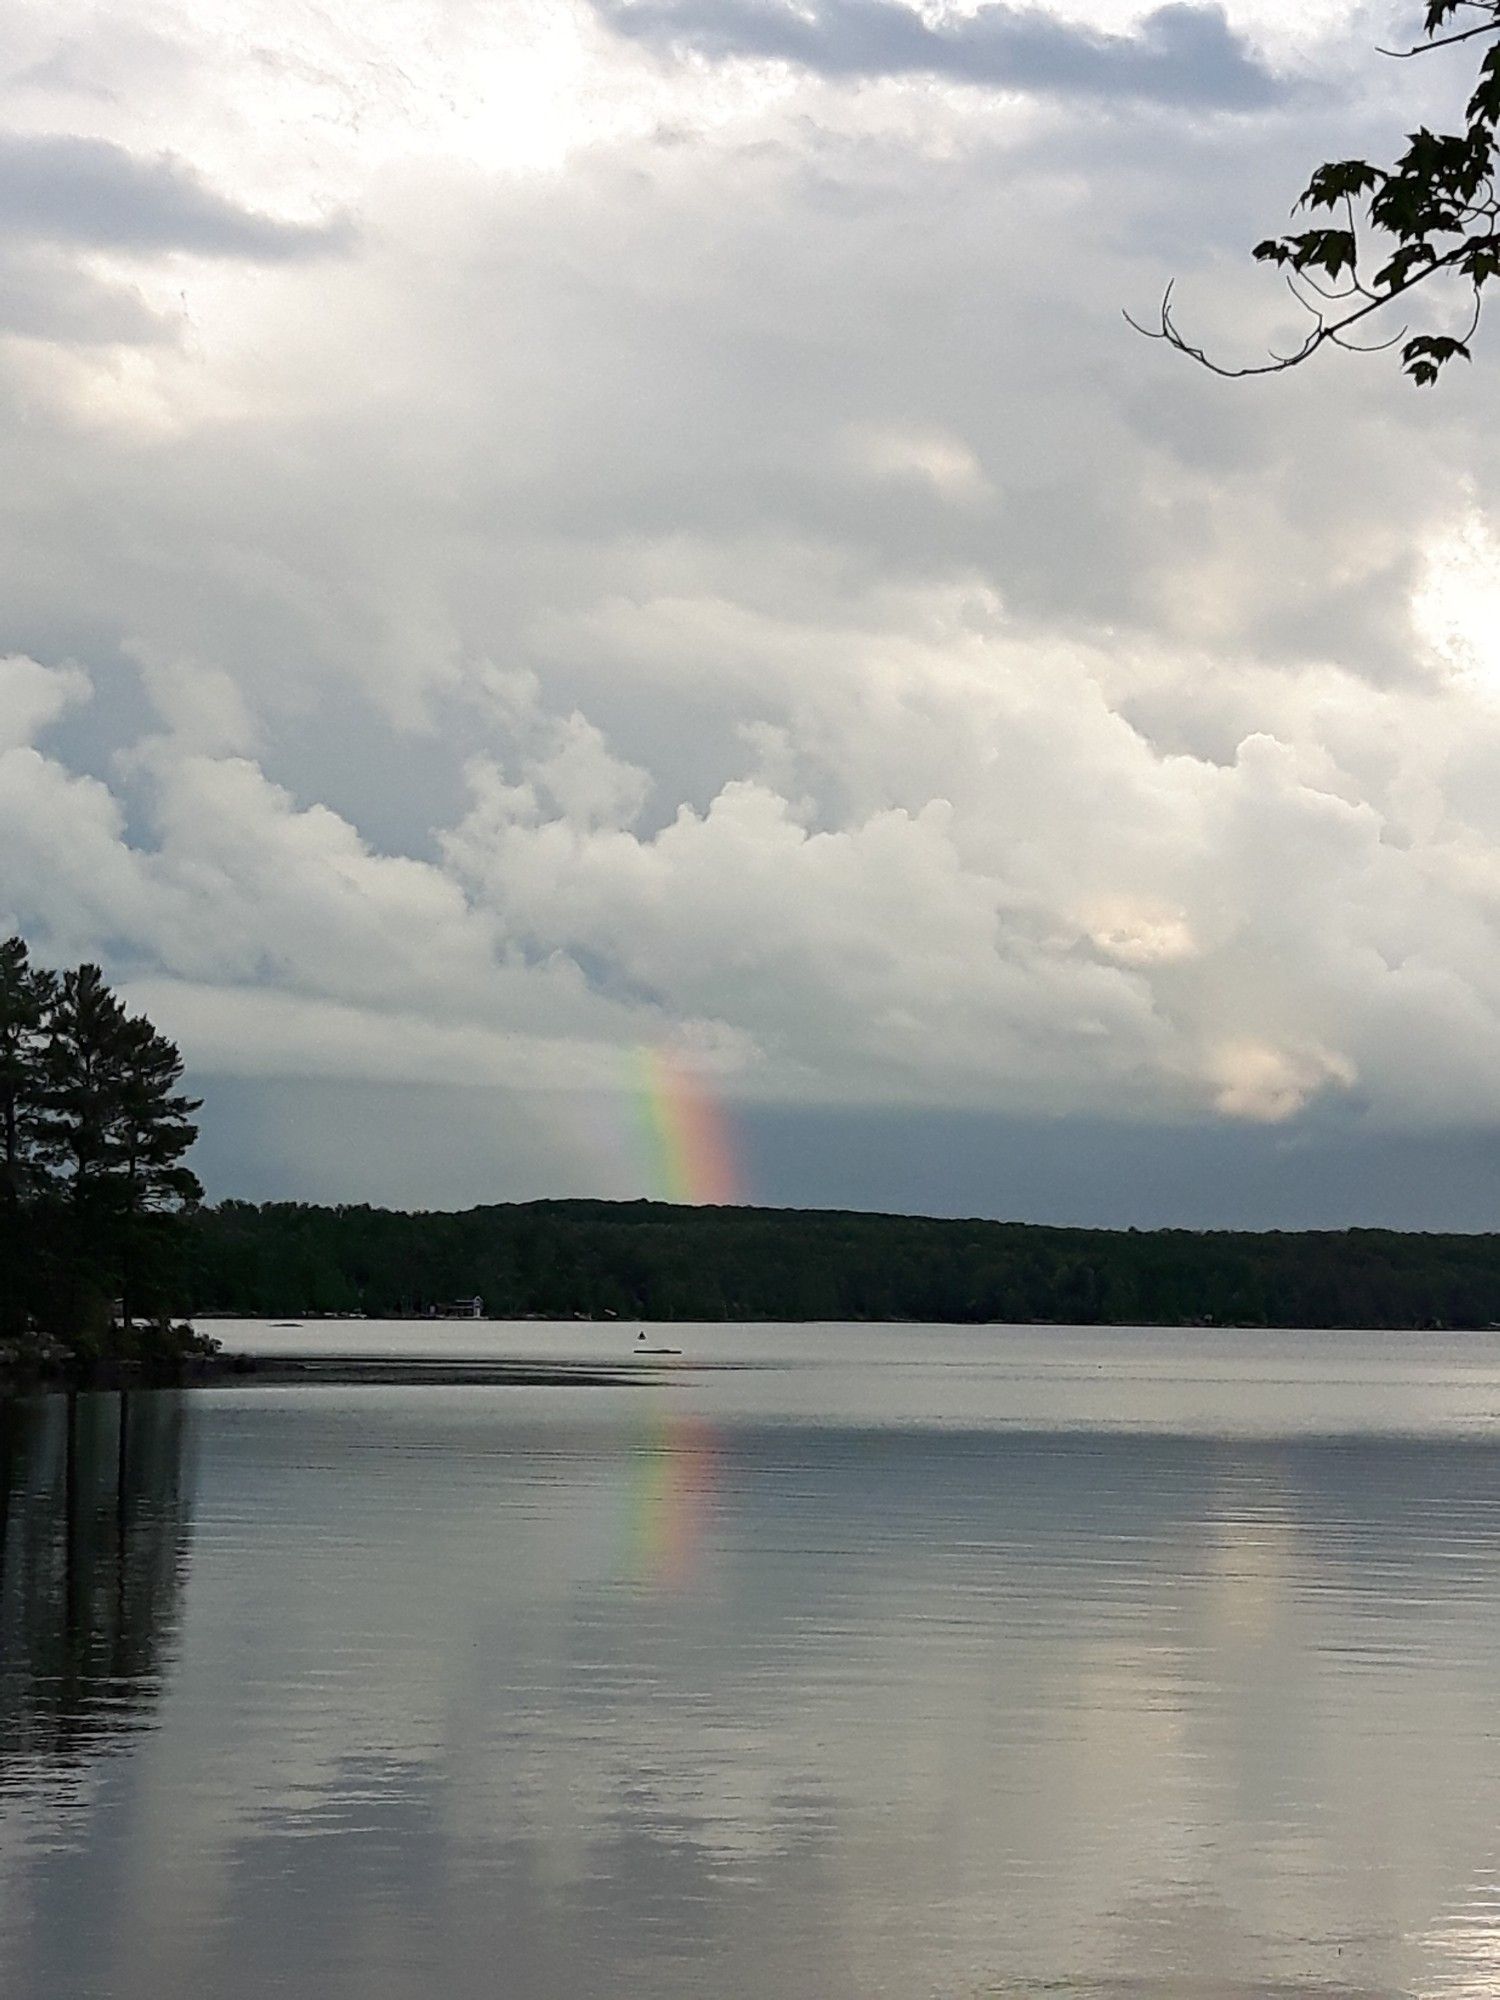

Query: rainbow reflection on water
[626,1406,718,1590]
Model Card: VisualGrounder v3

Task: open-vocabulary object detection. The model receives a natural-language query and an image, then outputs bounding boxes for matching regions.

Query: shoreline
[0,1350,684,1394]
[198,1353,676,1388]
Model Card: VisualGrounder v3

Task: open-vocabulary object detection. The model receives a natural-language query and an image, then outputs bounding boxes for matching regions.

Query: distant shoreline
[184,1198,1500,1331]
[0,1348,683,1395]
[198,1353,676,1388]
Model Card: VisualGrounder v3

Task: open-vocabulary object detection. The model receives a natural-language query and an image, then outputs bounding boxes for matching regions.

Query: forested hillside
[187,1199,1500,1329]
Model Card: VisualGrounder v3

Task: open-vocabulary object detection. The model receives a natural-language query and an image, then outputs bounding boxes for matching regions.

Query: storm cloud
[591,1,1289,108]
[1,0,1498,1222]
[0,128,351,258]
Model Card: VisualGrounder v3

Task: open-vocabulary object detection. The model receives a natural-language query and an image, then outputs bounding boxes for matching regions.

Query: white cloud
[1412,508,1500,699]
[1208,1038,1356,1124]
[839,419,993,503]
[0,652,90,746]
[119,980,660,1092]
[131,642,260,754]
[5,0,1500,1205]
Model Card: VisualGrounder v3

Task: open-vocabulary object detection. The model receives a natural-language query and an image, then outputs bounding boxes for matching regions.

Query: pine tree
[116,1013,201,1216]
[37,965,131,1211]
[35,964,201,1336]
[0,937,55,1335]
[113,1012,203,1328]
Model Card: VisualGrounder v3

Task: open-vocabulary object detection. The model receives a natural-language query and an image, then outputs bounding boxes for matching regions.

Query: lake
[4,1322,1500,1999]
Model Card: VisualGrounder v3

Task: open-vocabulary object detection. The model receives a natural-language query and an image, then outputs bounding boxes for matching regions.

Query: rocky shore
[0,1322,222,1394]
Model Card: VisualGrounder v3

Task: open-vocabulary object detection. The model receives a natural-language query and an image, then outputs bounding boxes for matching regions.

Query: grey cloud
[0,242,173,343]
[594,1,1287,109]
[188,1078,1500,1231]
[8,27,1500,1213]
[0,129,353,259]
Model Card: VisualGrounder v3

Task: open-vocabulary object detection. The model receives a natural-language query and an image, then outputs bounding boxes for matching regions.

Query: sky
[4,0,1500,1226]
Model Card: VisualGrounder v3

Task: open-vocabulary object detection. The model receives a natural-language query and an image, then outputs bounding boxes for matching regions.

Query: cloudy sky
[4,0,1500,1225]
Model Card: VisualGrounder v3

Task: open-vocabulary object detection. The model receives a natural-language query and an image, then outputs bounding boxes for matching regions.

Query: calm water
[5,1324,1500,2000]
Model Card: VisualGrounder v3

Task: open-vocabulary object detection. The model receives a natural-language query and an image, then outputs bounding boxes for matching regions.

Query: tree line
[0,936,200,1350]
[7,917,1500,1337]
[188,1197,1500,1330]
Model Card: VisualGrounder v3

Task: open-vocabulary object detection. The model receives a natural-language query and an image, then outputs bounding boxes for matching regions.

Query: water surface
[4,1323,1500,1999]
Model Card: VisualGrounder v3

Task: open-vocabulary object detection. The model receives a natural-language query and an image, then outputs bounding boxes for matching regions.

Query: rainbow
[634,1047,741,1206]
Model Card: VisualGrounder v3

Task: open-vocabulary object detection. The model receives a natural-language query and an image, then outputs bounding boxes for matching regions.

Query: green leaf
[1374,240,1439,289]
[1402,332,1474,383]
[1458,236,1500,284]
[1300,159,1383,210]
[1424,2,1469,30]
[1288,227,1358,279]
[1468,47,1500,128]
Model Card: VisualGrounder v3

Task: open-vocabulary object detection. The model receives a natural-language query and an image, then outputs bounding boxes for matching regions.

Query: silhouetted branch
[1132,4,1500,383]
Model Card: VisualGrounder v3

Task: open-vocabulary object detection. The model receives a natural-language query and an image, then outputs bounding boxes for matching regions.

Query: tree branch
[1126,241,1472,379]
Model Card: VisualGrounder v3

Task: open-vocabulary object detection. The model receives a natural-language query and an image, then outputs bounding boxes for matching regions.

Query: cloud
[1208,1038,1356,1123]
[0,129,352,259]
[592,1,1289,109]
[0,652,91,745]
[4,1,1500,1217]
[0,663,749,1097]
[0,244,173,345]
[15,595,1500,1148]
[120,982,654,1092]
[839,420,993,503]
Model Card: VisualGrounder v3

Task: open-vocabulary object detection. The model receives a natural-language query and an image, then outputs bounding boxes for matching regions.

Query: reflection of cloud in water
[1414,1865,1500,2000]
[3,1400,1500,1999]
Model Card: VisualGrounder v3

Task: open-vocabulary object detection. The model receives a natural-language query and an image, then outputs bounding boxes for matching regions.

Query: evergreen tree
[0,937,55,1336]
[33,964,132,1334]
[34,963,201,1336]
[37,965,131,1210]
[113,1012,203,1327]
